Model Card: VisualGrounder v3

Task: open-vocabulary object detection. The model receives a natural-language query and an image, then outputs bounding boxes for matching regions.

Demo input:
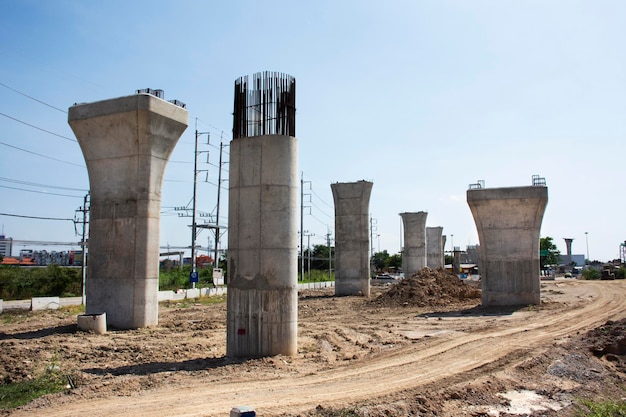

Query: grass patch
[161,294,227,308]
[0,368,68,411]
[57,304,85,317]
[576,398,626,416]
[0,309,29,324]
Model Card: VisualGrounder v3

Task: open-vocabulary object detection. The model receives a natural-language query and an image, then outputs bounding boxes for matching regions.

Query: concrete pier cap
[68,90,188,329]
[331,180,373,297]
[227,72,298,358]
[466,176,548,307]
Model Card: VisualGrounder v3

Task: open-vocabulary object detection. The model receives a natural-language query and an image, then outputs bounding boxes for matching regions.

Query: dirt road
[5,278,626,416]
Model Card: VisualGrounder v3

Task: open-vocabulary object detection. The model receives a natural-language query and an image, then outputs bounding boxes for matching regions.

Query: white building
[0,234,13,257]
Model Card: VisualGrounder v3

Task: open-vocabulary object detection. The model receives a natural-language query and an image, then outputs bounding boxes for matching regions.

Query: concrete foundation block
[230,406,256,417]
[158,290,175,301]
[78,313,107,334]
[31,297,60,311]
[210,287,226,296]
[186,288,200,299]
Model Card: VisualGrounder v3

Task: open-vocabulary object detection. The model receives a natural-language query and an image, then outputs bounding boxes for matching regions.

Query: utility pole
[176,124,225,281]
[75,193,90,305]
[326,229,333,281]
[304,231,314,281]
[191,129,199,287]
[370,216,377,256]
[300,172,311,281]
[214,141,224,268]
[189,125,210,288]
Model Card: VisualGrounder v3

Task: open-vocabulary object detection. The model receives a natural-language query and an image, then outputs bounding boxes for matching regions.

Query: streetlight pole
[585,232,589,264]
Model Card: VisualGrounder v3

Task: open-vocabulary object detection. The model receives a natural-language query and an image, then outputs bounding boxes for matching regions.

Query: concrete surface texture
[467,185,548,306]
[426,226,444,269]
[331,181,373,297]
[400,212,428,277]
[227,135,299,357]
[68,93,188,329]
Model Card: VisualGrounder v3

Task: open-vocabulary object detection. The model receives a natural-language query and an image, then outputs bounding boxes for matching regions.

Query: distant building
[558,254,585,268]
[0,235,12,257]
[464,245,480,264]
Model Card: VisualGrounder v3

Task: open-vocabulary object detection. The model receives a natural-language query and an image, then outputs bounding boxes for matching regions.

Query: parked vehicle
[371,273,396,284]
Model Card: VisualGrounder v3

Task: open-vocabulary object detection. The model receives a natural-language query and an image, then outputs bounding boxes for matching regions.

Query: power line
[0,81,67,113]
[0,184,85,198]
[310,212,333,231]
[311,187,333,209]
[195,117,232,140]
[0,212,74,221]
[0,111,76,142]
[10,239,81,246]
[0,176,87,192]
[310,200,332,218]
[0,140,84,167]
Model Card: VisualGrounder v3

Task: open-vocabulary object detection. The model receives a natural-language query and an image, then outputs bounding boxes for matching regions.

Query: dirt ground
[2,269,626,417]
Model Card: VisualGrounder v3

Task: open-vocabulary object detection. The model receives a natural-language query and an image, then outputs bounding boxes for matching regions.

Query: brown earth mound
[374,268,481,307]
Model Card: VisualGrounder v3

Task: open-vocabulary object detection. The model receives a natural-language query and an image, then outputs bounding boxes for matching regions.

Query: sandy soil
[2,271,626,417]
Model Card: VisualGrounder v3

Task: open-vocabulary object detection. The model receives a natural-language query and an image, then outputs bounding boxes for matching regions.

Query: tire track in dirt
[11,280,626,417]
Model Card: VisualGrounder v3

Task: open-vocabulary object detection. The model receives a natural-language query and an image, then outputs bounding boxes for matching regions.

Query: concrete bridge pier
[426,226,444,269]
[467,184,548,306]
[227,72,298,358]
[68,91,188,329]
[331,181,373,297]
[400,212,428,278]
[564,238,574,269]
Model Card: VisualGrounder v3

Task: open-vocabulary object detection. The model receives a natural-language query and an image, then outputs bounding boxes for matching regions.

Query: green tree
[371,250,390,271]
[385,253,402,270]
[540,237,560,269]
[311,244,332,270]
[301,244,333,271]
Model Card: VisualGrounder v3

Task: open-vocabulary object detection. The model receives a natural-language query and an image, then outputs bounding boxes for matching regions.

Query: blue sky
[0,0,624,262]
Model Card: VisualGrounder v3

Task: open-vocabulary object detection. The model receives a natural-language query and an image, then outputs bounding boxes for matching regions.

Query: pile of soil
[374,268,481,307]
[583,319,626,373]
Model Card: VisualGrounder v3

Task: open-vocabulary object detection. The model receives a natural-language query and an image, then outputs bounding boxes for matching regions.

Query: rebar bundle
[233,71,296,138]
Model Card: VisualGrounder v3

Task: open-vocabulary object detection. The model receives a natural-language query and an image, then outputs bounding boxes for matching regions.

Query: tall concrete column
[467,185,548,306]
[442,235,447,261]
[563,238,574,268]
[426,226,444,269]
[400,212,428,278]
[68,92,188,329]
[331,181,373,297]
[227,72,298,358]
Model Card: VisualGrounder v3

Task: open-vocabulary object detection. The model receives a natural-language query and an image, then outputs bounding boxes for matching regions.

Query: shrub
[576,398,626,416]
[0,265,81,300]
[582,268,601,280]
